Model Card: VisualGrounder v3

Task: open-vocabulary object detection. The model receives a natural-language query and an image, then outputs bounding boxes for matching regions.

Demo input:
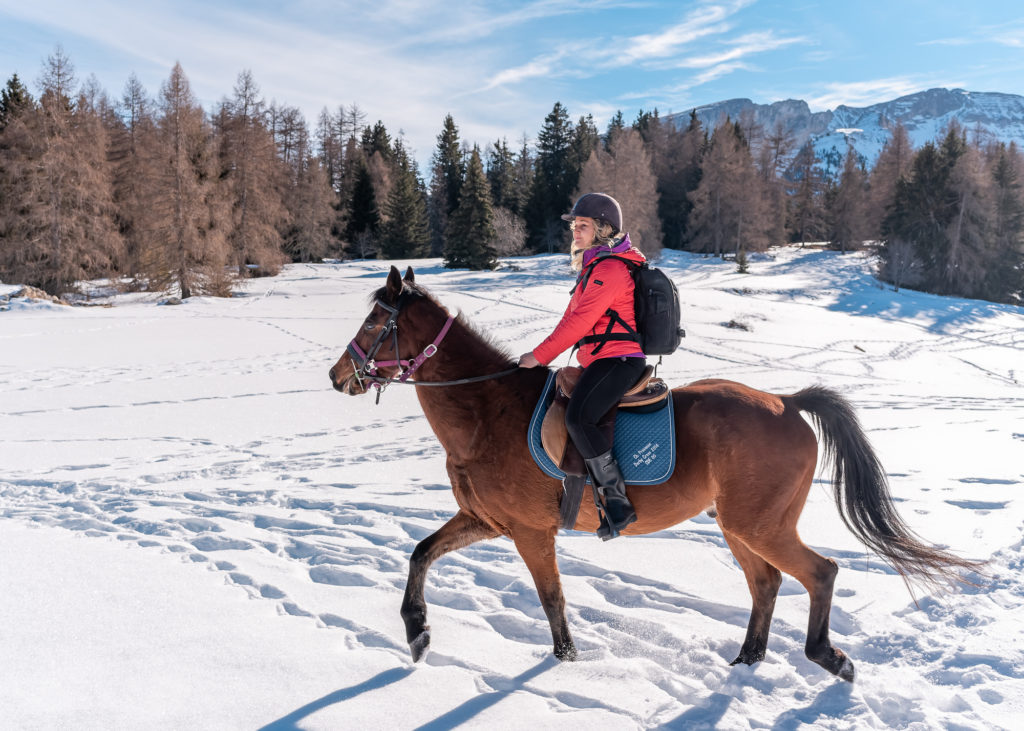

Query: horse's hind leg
[746,535,855,682]
[720,526,782,666]
[401,510,498,662]
[511,527,576,661]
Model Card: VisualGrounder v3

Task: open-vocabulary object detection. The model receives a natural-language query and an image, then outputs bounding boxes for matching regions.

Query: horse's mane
[371,281,517,369]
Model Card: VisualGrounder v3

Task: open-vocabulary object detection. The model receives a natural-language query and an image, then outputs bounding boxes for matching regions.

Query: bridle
[345,293,519,404]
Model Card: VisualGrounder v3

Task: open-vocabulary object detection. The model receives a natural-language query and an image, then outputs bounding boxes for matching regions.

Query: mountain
[673,88,1024,174]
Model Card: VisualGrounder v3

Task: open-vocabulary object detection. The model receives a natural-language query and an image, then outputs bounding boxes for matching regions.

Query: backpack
[572,254,685,356]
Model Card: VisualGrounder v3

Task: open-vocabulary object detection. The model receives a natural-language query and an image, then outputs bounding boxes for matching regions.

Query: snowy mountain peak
[676,87,1024,174]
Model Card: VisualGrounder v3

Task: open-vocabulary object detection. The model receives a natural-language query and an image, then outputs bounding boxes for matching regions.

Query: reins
[346,295,521,404]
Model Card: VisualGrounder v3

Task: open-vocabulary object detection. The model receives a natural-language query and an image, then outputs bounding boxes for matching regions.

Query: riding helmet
[561,193,622,232]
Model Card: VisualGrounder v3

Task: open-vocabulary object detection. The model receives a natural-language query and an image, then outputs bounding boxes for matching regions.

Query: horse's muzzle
[329,367,365,395]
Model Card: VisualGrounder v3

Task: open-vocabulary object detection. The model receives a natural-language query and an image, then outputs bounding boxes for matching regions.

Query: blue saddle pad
[527,370,676,486]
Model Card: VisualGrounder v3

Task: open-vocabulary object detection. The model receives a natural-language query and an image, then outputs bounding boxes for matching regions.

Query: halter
[346,296,456,403]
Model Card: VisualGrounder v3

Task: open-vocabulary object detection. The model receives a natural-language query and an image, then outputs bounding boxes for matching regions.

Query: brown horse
[329,265,975,682]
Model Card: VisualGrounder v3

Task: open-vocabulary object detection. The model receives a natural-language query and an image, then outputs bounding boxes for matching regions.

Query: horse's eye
[364,322,375,331]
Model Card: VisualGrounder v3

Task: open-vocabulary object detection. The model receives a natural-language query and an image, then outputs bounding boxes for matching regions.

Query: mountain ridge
[671,88,1024,173]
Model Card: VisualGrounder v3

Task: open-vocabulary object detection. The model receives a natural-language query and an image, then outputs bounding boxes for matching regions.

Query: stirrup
[593,490,637,541]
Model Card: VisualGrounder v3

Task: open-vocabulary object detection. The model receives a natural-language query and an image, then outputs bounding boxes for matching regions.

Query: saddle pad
[528,371,676,486]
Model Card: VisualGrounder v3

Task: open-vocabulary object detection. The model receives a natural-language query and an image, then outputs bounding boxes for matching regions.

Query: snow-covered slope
[1,249,1022,729]
[679,88,1024,173]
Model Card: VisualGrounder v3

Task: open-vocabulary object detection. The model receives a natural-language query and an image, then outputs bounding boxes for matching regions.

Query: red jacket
[533,243,647,368]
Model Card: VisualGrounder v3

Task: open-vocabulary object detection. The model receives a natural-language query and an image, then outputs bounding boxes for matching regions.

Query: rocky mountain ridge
[673,88,1024,173]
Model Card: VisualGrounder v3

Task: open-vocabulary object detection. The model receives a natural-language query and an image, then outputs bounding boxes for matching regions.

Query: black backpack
[572,254,685,356]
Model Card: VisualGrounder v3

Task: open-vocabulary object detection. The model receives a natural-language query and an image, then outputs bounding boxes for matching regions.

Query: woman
[518,192,646,540]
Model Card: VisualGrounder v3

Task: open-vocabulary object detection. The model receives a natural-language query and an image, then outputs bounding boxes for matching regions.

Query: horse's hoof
[837,655,855,683]
[730,648,765,666]
[555,643,578,662]
[409,630,431,663]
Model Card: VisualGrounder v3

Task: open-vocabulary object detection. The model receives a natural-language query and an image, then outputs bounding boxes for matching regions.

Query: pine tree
[868,122,913,239]
[380,140,430,259]
[942,141,990,296]
[0,73,33,131]
[986,143,1024,302]
[828,146,870,252]
[525,102,574,252]
[605,111,625,147]
[428,115,464,255]
[757,120,795,246]
[445,146,497,270]
[433,114,464,217]
[648,110,703,250]
[786,141,828,244]
[346,159,380,257]
[486,138,517,211]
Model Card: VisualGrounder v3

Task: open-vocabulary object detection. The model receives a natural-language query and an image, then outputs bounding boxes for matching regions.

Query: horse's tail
[792,385,980,592]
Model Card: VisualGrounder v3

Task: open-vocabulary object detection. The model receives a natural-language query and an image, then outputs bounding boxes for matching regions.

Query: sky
[2,0,1024,167]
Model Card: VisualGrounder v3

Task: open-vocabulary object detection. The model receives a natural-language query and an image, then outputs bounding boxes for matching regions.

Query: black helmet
[561,192,622,232]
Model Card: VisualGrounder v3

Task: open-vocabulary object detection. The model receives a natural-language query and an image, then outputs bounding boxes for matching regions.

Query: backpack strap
[571,253,640,355]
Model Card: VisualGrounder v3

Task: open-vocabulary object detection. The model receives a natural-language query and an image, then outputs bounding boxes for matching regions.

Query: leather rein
[346,297,520,404]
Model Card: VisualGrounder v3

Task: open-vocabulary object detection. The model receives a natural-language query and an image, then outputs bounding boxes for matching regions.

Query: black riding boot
[585,450,637,541]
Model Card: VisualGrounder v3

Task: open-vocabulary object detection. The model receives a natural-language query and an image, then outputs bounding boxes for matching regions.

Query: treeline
[1,49,1022,304]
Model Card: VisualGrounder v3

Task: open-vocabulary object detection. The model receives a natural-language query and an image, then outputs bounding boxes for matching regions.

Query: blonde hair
[570,218,622,271]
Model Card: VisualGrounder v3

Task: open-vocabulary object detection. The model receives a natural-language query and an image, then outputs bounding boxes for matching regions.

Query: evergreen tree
[445,146,497,270]
[433,114,463,217]
[525,102,574,252]
[867,122,913,238]
[486,137,517,211]
[361,120,393,163]
[380,140,430,259]
[428,114,463,254]
[828,146,870,252]
[786,141,828,244]
[649,110,703,250]
[757,120,795,245]
[986,143,1024,302]
[346,159,380,257]
[0,73,33,131]
[605,110,625,147]
[568,114,599,182]
[942,140,990,296]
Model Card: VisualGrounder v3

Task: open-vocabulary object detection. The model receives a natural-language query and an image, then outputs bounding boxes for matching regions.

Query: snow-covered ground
[1,248,1022,730]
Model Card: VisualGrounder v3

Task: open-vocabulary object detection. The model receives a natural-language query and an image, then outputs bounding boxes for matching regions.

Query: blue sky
[2,0,1023,168]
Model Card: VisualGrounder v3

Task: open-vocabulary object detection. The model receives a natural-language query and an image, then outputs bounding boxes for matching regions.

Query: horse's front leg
[401,509,498,662]
[511,526,577,661]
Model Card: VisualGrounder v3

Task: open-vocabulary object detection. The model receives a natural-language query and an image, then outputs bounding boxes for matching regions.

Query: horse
[328,265,975,682]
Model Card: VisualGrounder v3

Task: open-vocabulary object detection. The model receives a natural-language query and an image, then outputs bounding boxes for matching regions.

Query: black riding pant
[564,356,647,459]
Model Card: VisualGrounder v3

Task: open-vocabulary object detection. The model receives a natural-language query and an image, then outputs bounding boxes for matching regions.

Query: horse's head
[329,265,421,395]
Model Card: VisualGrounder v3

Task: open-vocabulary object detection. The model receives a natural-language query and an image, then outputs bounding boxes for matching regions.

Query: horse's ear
[385,266,403,303]
[404,266,415,284]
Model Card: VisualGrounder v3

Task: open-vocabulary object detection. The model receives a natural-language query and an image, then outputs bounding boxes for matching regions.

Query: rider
[518,192,647,539]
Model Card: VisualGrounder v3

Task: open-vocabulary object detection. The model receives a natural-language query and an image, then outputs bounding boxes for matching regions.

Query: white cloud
[673,31,805,69]
[805,76,965,111]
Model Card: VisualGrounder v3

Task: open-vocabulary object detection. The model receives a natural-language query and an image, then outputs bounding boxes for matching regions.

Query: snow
[1,248,1022,729]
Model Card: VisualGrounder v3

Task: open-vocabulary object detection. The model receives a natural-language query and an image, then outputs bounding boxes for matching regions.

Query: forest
[1,49,1022,305]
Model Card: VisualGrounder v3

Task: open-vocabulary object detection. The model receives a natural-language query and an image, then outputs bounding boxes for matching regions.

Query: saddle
[540,365,669,481]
